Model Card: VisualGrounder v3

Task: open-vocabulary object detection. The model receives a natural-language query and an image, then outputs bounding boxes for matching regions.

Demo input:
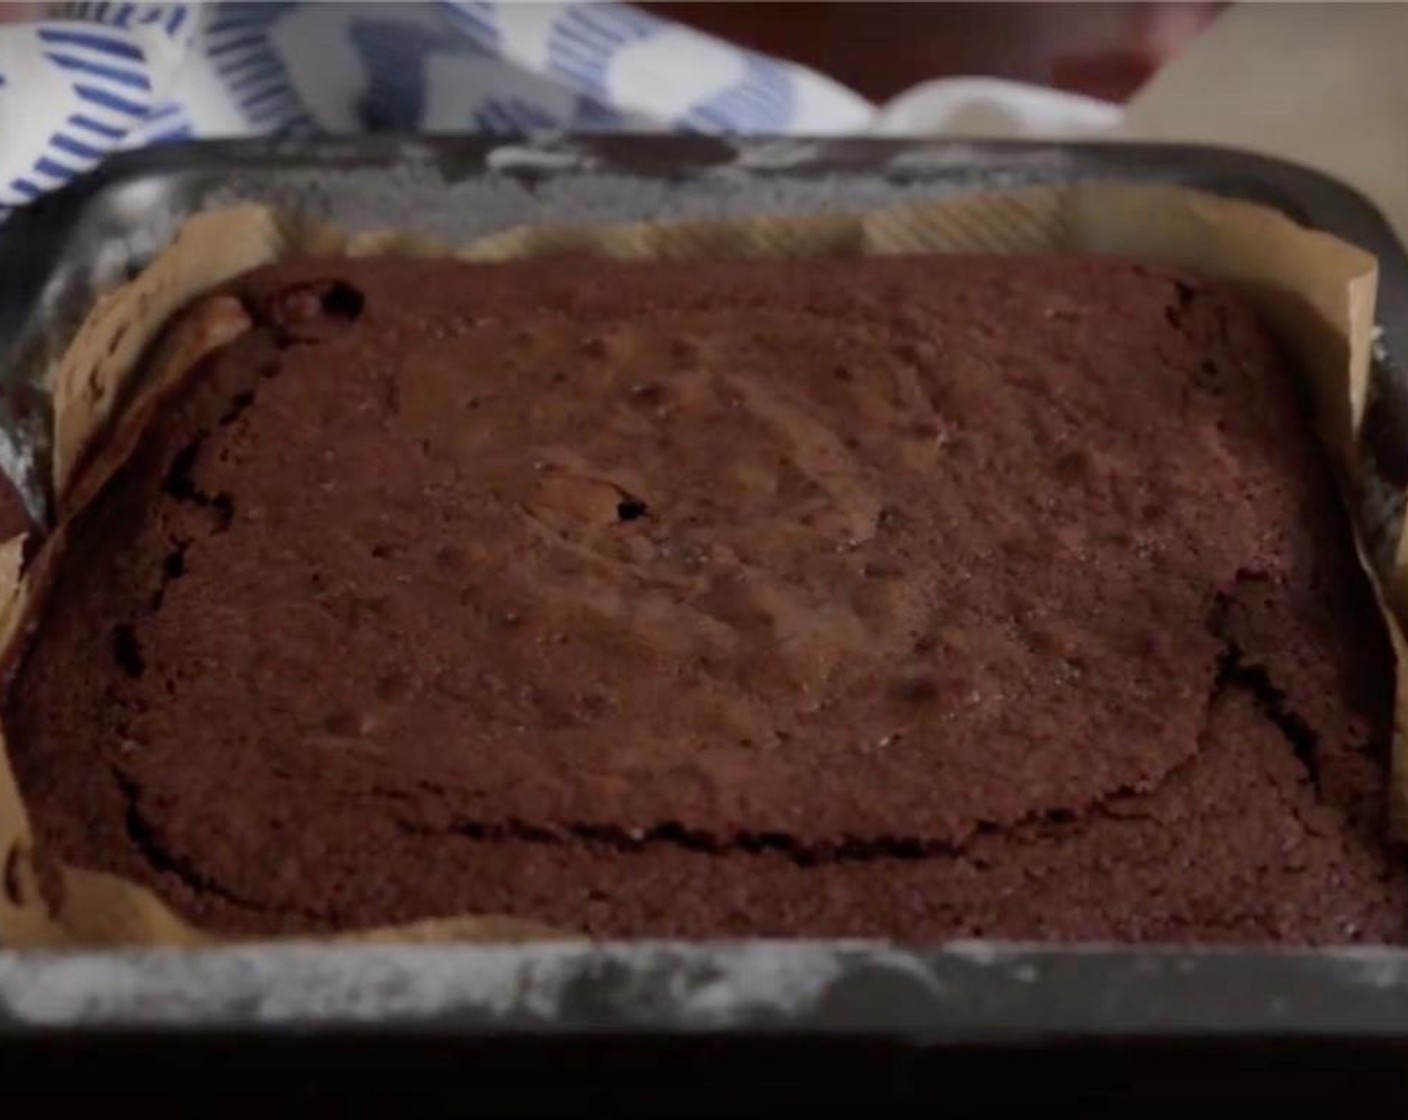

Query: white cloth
[0,1,1117,219]
[873,77,1120,139]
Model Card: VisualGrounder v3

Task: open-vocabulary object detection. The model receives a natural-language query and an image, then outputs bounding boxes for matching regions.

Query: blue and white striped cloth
[0,1,875,216]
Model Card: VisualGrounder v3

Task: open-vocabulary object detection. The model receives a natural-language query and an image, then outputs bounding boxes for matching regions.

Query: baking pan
[1,136,1407,1108]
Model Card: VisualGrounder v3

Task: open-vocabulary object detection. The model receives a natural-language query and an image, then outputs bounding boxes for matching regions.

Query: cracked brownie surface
[6,253,1405,940]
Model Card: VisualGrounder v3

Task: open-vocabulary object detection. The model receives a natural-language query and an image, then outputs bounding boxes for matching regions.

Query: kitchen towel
[0,1,1130,221]
[0,0,879,216]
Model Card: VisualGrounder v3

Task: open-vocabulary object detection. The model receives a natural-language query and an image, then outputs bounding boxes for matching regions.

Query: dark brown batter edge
[6,253,1405,942]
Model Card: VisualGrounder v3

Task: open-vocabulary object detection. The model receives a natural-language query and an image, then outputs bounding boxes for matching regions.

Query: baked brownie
[6,254,1405,941]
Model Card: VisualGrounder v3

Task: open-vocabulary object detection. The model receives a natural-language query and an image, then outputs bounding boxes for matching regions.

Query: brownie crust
[6,254,1404,941]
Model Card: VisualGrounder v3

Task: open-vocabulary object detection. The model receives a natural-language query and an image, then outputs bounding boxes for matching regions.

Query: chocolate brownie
[6,254,1405,941]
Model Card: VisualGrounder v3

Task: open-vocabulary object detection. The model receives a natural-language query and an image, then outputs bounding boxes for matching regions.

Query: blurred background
[647,2,1222,103]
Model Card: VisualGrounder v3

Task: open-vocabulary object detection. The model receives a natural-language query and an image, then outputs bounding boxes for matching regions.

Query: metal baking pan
[1,136,1408,1108]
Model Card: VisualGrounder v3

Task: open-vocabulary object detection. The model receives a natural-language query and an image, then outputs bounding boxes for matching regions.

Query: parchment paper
[0,182,1400,947]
